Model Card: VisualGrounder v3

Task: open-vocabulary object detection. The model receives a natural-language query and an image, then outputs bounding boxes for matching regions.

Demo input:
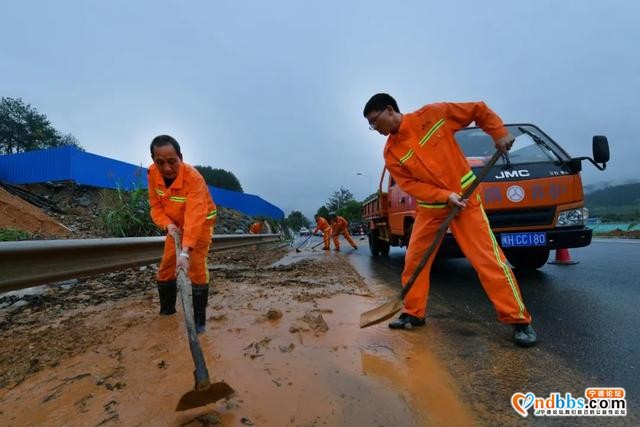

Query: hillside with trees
[585,183,640,222]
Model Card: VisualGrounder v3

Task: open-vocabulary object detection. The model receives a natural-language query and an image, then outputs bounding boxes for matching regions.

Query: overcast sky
[2,1,638,219]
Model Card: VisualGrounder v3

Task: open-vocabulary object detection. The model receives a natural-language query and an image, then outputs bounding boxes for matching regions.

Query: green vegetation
[585,183,640,222]
[194,165,243,192]
[285,210,311,232]
[0,97,83,154]
[99,187,162,237]
[315,187,364,224]
[0,228,32,241]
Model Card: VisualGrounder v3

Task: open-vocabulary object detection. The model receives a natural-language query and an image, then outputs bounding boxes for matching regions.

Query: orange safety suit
[384,102,531,324]
[249,221,263,234]
[148,162,217,285]
[330,216,358,250]
[313,216,332,250]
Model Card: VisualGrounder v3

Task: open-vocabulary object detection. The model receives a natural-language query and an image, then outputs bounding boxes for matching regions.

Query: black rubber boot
[513,324,537,347]
[388,313,426,330]
[157,280,177,315]
[192,284,209,334]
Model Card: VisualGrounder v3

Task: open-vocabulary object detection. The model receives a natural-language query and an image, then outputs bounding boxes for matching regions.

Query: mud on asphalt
[5,246,458,426]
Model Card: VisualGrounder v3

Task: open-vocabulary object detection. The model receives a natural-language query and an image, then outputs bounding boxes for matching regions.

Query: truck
[362,123,610,270]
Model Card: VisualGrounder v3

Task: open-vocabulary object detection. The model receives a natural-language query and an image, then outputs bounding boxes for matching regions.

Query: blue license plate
[500,232,547,248]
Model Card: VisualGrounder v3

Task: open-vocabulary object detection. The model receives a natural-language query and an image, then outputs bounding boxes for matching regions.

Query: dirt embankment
[0,187,70,237]
[0,183,265,239]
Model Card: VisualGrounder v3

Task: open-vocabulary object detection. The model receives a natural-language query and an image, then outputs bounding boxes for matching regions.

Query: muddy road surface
[1,244,477,426]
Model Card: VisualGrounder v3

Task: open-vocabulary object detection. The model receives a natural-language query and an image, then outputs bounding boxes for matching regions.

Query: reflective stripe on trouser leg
[332,233,340,249]
[400,213,445,318]
[323,229,331,248]
[450,201,531,324]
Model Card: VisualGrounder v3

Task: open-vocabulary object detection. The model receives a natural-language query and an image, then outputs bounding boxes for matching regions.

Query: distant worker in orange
[147,135,217,334]
[249,220,264,234]
[328,213,358,251]
[313,214,332,251]
[363,93,536,347]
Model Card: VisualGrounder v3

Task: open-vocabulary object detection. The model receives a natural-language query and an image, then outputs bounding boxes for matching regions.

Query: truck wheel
[505,248,550,271]
[369,232,381,256]
[379,241,390,257]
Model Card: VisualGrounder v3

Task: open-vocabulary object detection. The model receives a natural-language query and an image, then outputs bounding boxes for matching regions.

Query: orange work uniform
[148,162,217,285]
[331,216,358,250]
[384,102,531,324]
[249,221,263,234]
[313,216,332,250]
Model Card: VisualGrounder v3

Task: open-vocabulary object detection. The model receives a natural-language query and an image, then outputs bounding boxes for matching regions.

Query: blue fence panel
[0,146,72,183]
[0,146,284,220]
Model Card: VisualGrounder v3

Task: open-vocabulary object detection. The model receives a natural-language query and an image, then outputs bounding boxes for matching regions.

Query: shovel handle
[295,233,313,250]
[400,150,502,300]
[172,231,211,387]
[310,231,340,249]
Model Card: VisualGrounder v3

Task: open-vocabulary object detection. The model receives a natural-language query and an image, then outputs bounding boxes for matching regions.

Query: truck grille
[487,207,556,228]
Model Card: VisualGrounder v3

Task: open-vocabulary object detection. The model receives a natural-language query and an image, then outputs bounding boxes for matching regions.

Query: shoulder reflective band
[155,188,165,196]
[398,119,446,165]
[169,196,187,203]
[461,170,476,190]
[206,209,217,220]
[418,119,445,147]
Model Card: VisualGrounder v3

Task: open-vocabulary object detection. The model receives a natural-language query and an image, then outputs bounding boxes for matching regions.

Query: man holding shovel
[363,94,536,347]
[328,213,358,251]
[147,135,217,334]
[313,214,332,251]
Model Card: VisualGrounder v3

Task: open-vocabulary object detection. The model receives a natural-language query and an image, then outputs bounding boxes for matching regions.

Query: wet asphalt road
[295,235,638,422]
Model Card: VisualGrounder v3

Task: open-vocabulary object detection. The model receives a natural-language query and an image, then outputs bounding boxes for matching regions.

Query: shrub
[99,187,162,237]
[0,228,32,241]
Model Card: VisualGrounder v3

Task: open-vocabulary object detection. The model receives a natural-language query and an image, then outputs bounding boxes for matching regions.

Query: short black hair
[150,135,183,159]
[363,93,400,117]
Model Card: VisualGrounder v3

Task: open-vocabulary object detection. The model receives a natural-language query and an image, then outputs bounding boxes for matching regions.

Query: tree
[194,165,243,192]
[326,186,355,212]
[337,200,363,223]
[285,210,310,231]
[0,97,82,154]
[316,205,330,219]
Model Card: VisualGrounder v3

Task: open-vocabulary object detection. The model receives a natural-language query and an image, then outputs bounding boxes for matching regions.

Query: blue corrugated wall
[0,146,284,220]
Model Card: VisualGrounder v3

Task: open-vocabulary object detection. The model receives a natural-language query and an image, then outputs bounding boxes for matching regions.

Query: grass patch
[99,187,162,237]
[0,228,32,241]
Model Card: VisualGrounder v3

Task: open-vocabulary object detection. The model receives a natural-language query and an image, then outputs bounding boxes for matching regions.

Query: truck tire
[505,248,550,271]
[379,240,390,257]
[369,231,381,256]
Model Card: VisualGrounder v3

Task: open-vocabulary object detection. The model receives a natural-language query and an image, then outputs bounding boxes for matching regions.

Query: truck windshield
[455,124,567,167]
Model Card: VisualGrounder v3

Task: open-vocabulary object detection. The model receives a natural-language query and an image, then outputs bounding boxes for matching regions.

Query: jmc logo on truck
[362,124,610,270]
[496,169,530,179]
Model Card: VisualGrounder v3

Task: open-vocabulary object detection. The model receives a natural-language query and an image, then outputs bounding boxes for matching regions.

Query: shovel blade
[359,298,403,328]
[175,381,235,411]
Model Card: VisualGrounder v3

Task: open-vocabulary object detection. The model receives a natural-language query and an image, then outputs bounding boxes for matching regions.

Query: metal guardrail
[0,234,281,293]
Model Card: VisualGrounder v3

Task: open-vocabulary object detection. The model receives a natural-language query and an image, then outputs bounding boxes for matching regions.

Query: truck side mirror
[593,135,609,164]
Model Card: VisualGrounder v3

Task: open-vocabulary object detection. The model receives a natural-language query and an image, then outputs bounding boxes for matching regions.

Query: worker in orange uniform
[313,214,332,250]
[147,135,217,334]
[328,213,358,251]
[363,93,536,347]
[249,220,263,234]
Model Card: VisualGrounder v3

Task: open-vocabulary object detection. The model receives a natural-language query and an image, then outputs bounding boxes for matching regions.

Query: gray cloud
[1,0,638,220]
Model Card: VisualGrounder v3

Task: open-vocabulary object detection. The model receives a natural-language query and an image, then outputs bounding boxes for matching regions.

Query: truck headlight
[557,207,589,227]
